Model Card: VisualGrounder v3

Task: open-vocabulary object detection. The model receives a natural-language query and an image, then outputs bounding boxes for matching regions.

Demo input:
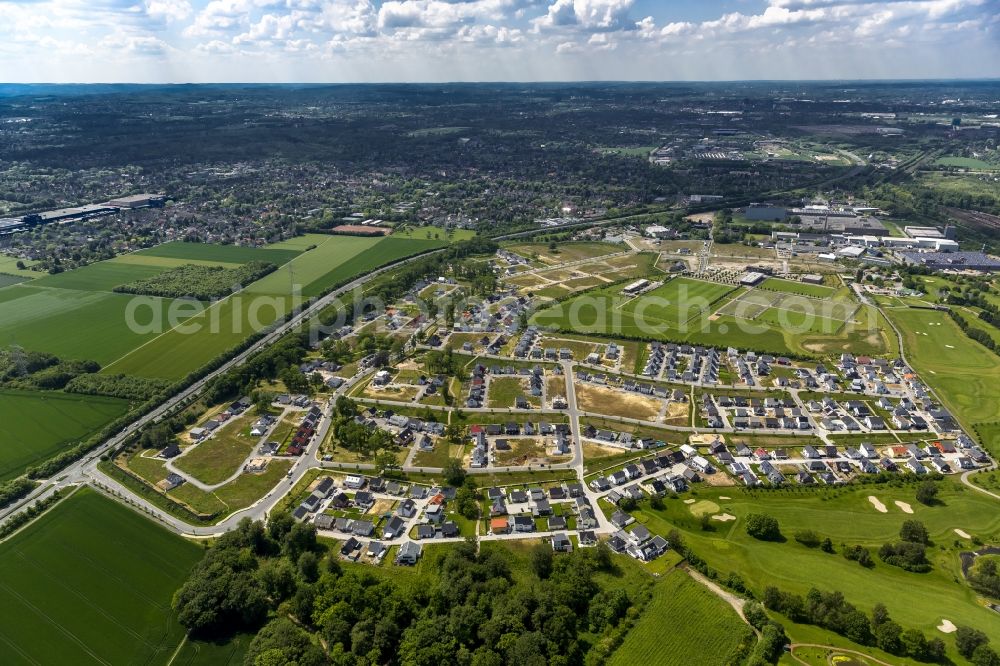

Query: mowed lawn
[0,390,129,481]
[885,306,1000,443]
[760,277,836,298]
[628,482,1000,644]
[608,569,752,666]
[0,489,200,665]
[0,285,183,365]
[619,278,736,328]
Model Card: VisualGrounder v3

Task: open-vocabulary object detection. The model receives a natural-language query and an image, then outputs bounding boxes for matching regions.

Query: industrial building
[106,193,167,209]
[899,251,1000,272]
[743,204,788,221]
[795,214,888,236]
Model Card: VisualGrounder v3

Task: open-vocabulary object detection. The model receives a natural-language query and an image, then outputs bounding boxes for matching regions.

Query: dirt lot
[369,498,396,516]
[575,384,662,421]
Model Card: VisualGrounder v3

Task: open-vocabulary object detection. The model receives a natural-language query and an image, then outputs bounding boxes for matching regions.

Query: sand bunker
[712,513,736,522]
[868,496,888,513]
[937,619,957,634]
[945,344,955,349]
[895,500,914,514]
[955,529,972,539]
[684,499,696,505]
[719,496,731,500]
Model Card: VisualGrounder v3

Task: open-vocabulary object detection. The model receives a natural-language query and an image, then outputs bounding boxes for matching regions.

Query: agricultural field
[133,240,301,266]
[242,234,381,296]
[30,261,167,292]
[935,156,999,170]
[0,285,183,365]
[0,389,129,481]
[0,489,200,665]
[608,569,753,666]
[625,482,1000,646]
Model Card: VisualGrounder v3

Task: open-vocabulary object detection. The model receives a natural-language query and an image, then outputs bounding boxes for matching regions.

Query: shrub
[745,513,781,541]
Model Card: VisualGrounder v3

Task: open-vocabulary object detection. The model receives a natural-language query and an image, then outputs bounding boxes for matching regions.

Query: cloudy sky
[0,0,998,82]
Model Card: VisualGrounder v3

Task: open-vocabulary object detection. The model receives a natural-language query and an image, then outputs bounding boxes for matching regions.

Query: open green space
[0,256,39,277]
[0,285,183,366]
[608,569,753,666]
[0,389,129,481]
[392,225,476,241]
[625,481,1000,644]
[935,156,998,170]
[30,261,167,292]
[506,241,624,265]
[884,306,1000,447]
[134,241,300,266]
[172,413,259,486]
[760,277,836,298]
[0,488,200,665]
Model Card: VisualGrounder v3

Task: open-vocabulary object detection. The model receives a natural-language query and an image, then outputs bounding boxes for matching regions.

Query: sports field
[533,277,739,334]
[609,570,752,666]
[0,390,129,481]
[0,488,200,665]
[717,288,859,335]
[760,277,836,298]
[629,482,1000,644]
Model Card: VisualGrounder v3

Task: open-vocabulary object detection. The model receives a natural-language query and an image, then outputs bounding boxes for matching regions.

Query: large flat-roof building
[107,193,167,209]
[795,213,888,236]
[743,204,788,222]
[899,251,1000,272]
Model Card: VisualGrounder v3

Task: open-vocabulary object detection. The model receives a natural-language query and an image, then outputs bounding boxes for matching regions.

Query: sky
[0,0,998,82]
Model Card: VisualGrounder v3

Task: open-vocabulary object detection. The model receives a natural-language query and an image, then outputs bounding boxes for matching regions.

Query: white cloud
[145,0,192,22]
[535,0,635,31]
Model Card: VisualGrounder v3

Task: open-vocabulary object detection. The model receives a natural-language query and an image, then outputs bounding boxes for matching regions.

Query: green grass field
[626,482,1000,644]
[0,488,200,665]
[31,262,167,292]
[106,236,447,379]
[392,225,476,241]
[935,156,998,170]
[134,241,300,266]
[884,306,1000,445]
[172,413,258,485]
[506,241,624,265]
[243,234,381,296]
[760,277,836,298]
[0,390,129,481]
[608,569,753,666]
[0,256,39,277]
[0,285,182,365]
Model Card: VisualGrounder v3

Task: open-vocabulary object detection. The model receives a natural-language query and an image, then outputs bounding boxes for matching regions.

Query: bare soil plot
[575,384,662,421]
